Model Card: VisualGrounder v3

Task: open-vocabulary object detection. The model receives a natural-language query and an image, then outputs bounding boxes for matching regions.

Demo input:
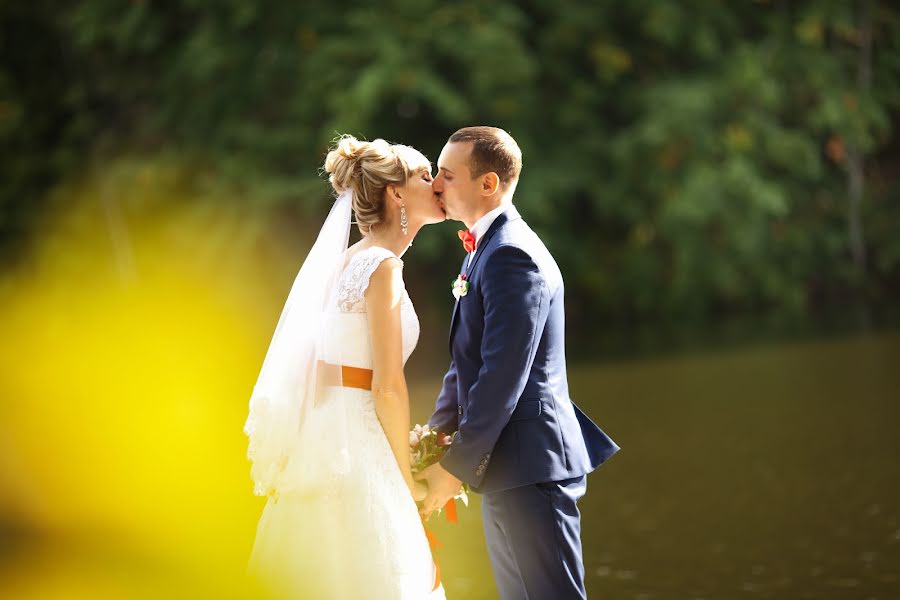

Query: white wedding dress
[247,246,446,599]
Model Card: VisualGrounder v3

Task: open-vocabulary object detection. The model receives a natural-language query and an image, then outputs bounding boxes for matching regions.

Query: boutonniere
[451,273,469,299]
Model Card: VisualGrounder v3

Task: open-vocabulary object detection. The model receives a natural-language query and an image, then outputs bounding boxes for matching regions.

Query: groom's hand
[414,463,462,520]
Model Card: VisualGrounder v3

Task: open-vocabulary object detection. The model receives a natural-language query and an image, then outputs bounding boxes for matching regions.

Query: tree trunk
[846,0,872,278]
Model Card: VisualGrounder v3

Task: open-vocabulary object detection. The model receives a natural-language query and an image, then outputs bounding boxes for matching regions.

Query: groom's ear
[481,172,500,196]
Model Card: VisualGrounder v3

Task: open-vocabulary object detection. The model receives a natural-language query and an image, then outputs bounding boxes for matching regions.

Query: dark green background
[3,1,899,333]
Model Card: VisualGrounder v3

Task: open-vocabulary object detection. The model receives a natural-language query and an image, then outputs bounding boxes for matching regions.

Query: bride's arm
[365,258,416,492]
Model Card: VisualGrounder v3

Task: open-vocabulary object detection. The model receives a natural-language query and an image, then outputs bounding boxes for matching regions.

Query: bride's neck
[363,223,420,258]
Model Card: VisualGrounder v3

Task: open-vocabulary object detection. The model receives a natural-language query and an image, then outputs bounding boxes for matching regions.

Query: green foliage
[1,0,899,323]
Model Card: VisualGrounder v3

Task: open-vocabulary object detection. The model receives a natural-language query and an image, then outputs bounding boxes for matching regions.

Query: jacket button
[458,405,463,415]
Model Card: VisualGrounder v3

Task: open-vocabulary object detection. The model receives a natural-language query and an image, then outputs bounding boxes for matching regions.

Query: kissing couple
[244,126,619,599]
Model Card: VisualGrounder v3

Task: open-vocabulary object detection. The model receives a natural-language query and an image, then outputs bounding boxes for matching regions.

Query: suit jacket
[429,206,619,494]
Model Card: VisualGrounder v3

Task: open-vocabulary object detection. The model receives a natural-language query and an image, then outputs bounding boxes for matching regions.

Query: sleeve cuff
[440,444,490,488]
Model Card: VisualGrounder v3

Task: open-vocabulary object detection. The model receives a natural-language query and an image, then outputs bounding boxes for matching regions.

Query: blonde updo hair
[324,135,431,235]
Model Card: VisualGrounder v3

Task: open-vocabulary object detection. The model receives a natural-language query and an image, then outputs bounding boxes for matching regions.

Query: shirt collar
[469,203,511,251]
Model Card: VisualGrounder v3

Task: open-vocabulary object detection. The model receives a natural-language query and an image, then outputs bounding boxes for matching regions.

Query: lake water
[410,330,900,599]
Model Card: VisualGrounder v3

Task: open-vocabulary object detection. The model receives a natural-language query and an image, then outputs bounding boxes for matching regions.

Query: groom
[416,126,620,599]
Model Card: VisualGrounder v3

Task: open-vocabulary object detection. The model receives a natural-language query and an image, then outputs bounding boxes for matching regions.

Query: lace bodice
[324,246,420,366]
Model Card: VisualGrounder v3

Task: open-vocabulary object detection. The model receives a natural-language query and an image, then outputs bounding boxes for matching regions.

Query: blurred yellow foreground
[0,164,297,598]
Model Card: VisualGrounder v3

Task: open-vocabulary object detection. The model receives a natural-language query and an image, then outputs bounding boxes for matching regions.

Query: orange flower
[826,135,845,163]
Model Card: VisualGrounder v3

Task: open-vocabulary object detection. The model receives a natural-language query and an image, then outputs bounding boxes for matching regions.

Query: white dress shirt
[466,203,511,269]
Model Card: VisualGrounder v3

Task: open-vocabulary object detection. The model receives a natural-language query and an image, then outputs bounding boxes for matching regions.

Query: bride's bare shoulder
[364,253,404,303]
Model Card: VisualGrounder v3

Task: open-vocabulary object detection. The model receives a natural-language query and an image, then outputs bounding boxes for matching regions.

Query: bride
[244,135,448,598]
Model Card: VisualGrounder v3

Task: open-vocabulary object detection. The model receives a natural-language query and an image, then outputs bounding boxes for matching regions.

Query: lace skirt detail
[247,386,445,599]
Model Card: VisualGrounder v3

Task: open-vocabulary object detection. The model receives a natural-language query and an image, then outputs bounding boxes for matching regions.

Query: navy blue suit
[429,206,619,599]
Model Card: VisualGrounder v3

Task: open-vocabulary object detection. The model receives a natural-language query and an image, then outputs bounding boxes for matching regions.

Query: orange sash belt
[316,360,373,391]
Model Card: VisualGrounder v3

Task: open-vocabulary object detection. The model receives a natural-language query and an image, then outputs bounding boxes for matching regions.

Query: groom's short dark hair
[448,126,522,186]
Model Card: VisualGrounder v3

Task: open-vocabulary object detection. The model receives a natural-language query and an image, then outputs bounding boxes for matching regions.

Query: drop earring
[400,204,409,236]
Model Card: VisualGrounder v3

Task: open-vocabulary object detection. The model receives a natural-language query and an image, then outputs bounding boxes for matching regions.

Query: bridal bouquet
[409,424,469,520]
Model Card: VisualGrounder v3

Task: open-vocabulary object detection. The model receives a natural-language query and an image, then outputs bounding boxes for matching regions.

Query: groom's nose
[432,175,443,193]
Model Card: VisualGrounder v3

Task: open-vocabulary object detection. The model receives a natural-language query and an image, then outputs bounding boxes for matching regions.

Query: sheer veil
[243,190,352,498]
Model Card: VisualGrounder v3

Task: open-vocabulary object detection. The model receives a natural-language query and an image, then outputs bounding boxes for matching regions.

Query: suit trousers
[481,475,588,600]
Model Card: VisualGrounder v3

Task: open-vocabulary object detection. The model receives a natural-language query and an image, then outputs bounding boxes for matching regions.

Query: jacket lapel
[448,206,522,347]
[448,255,467,338]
